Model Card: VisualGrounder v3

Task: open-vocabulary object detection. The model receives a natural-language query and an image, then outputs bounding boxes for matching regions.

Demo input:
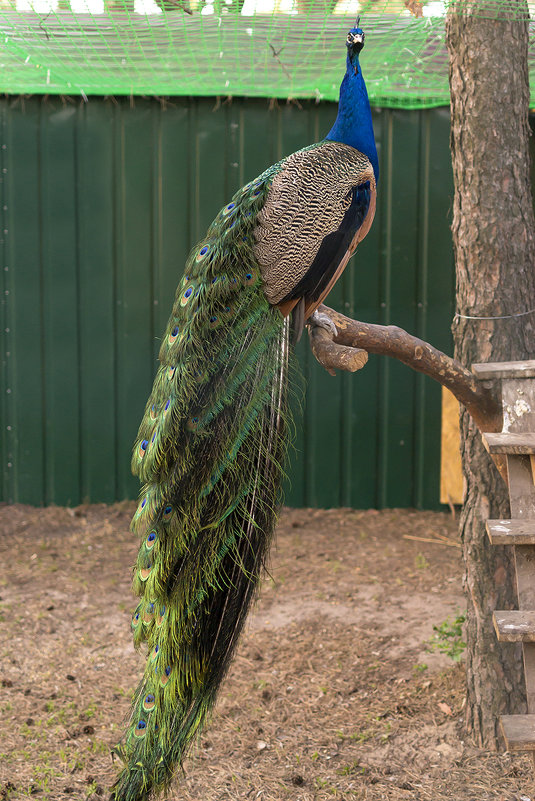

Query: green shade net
[0,0,533,106]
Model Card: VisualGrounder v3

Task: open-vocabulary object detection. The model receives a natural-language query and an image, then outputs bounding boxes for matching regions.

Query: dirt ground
[0,503,533,801]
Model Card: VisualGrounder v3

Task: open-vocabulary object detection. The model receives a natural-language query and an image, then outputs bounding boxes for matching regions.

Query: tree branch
[309,304,502,434]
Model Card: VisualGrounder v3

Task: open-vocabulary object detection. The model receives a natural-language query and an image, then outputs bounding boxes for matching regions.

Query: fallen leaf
[437,701,453,716]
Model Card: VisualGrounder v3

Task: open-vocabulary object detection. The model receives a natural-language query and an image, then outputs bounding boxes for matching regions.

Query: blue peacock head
[346,18,365,56]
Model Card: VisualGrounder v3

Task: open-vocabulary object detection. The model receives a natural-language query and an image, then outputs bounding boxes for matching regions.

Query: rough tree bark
[446,1,535,747]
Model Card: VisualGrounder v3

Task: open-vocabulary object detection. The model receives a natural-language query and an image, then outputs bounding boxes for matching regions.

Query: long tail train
[111,175,292,801]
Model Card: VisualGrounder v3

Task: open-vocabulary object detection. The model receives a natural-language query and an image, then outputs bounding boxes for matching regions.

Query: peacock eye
[196,244,211,263]
[168,326,180,345]
[181,286,194,306]
[242,268,258,286]
[222,202,236,217]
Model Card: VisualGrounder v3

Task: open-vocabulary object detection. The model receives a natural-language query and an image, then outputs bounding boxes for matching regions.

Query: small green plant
[85,781,98,799]
[413,662,428,673]
[415,553,429,570]
[427,613,466,662]
[348,729,373,743]
[81,701,98,719]
[336,761,364,776]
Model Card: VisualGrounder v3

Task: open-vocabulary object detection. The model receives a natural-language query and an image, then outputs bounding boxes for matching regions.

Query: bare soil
[0,503,532,801]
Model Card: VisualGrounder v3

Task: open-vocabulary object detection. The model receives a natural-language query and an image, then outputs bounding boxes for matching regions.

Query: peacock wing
[253,140,376,320]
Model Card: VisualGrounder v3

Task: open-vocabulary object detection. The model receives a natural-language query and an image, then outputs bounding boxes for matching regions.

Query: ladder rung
[500,715,535,751]
[493,611,535,642]
[472,360,535,380]
[483,433,535,455]
[487,519,535,545]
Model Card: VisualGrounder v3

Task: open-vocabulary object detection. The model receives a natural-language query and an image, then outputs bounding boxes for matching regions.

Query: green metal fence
[0,96,454,509]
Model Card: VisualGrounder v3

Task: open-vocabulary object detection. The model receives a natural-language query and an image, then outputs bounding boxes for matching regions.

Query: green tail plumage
[111,170,292,801]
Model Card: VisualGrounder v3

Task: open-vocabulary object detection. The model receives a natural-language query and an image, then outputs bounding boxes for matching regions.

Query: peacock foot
[308,310,338,338]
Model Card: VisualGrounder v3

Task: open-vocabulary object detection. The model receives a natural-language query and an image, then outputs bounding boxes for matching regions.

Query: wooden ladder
[472,359,535,761]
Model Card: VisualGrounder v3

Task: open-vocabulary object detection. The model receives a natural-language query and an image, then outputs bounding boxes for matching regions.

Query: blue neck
[326,53,379,184]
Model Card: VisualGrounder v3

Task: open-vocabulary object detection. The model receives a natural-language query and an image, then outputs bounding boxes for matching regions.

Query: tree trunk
[446,1,535,748]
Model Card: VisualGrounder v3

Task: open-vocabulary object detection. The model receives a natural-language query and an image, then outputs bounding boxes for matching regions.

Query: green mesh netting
[0,0,533,106]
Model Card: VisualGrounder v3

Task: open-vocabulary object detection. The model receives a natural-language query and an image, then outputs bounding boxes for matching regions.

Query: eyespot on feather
[163,399,171,416]
[168,326,180,345]
[160,666,171,687]
[143,694,155,712]
[242,268,258,286]
[131,611,141,629]
[195,244,210,263]
[187,416,200,432]
[134,720,147,738]
[138,440,148,459]
[146,531,157,550]
[143,602,155,625]
[167,366,176,381]
[134,494,149,519]
[139,564,152,581]
[150,644,160,661]
[156,606,166,627]
[181,286,194,307]
[222,202,236,217]
[150,404,157,421]
[162,504,173,520]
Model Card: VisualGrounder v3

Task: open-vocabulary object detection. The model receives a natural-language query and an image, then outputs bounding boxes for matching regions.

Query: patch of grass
[91,739,109,755]
[350,730,373,743]
[336,761,364,776]
[81,701,99,719]
[415,553,429,570]
[427,613,466,663]
[414,662,428,673]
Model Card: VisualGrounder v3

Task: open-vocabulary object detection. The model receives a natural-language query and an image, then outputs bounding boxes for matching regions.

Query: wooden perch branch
[309,304,502,434]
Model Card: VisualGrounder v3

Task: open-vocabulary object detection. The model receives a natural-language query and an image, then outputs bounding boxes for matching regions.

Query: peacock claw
[308,310,338,338]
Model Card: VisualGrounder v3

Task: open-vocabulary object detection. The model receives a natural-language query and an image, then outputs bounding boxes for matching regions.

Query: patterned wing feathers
[254,141,375,310]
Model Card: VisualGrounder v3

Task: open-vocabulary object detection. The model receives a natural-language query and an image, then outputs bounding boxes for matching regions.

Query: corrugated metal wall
[0,96,454,509]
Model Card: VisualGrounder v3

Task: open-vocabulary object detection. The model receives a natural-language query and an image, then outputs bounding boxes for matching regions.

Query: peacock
[112,20,378,801]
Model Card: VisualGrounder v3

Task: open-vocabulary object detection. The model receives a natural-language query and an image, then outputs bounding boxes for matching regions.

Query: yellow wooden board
[440,386,464,505]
